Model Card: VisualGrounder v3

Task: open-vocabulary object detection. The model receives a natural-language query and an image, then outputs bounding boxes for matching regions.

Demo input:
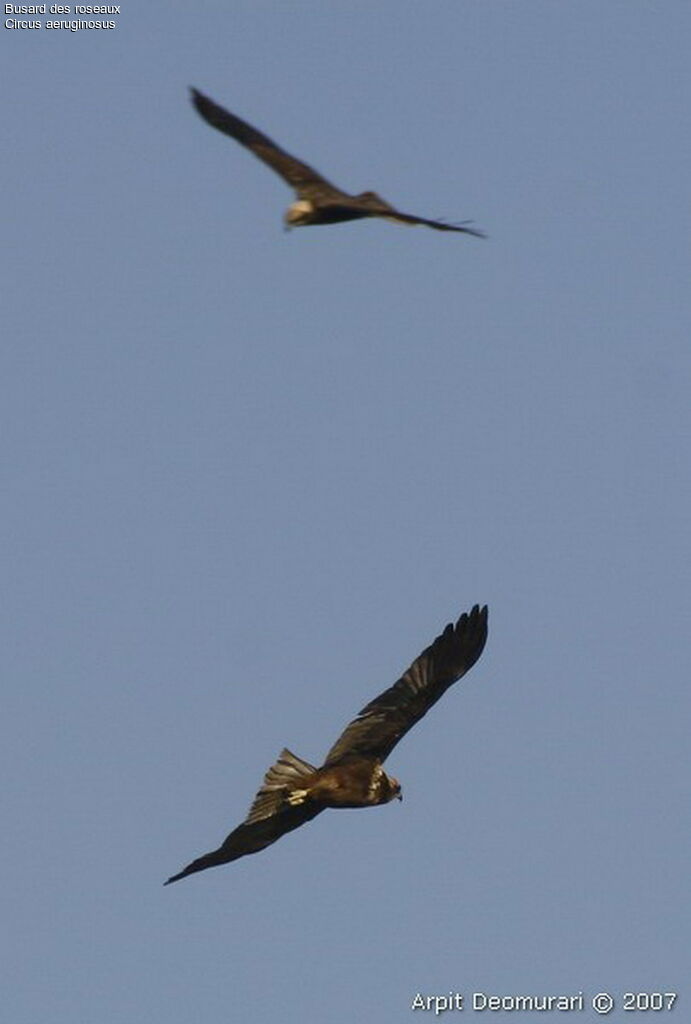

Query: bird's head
[284,199,314,229]
[382,772,403,804]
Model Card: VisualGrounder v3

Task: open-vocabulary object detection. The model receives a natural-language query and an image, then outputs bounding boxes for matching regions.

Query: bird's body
[165,604,488,884]
[190,88,485,237]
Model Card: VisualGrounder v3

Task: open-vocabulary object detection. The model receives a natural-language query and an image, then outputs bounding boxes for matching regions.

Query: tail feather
[245,748,317,824]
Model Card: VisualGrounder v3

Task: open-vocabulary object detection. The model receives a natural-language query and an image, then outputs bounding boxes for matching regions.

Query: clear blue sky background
[3,3,690,1021]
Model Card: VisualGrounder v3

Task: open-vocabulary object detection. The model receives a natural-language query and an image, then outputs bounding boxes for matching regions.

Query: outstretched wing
[324,604,488,767]
[383,210,487,236]
[164,747,322,884]
[350,192,486,237]
[190,88,341,199]
[164,803,323,884]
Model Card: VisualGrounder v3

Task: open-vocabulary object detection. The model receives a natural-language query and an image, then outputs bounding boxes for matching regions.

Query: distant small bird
[190,88,485,237]
[165,604,488,884]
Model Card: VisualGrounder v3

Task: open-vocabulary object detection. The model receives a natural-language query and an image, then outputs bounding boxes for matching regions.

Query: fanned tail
[245,748,318,823]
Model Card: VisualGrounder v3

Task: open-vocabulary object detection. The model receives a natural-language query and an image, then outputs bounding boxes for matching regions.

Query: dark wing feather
[324,604,488,766]
[164,803,323,884]
[190,88,340,198]
[350,192,486,237]
[383,211,487,237]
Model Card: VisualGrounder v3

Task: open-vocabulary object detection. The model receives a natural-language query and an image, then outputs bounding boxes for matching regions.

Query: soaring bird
[165,604,488,884]
[190,88,485,237]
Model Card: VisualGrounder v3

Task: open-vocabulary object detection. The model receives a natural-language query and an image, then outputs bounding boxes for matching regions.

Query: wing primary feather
[189,87,336,194]
[324,604,488,766]
[164,802,323,884]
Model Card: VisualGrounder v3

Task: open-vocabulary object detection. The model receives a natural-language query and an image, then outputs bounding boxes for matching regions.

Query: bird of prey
[190,88,485,237]
[165,603,488,884]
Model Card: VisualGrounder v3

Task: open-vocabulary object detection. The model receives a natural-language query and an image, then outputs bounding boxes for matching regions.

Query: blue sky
[3,3,690,1021]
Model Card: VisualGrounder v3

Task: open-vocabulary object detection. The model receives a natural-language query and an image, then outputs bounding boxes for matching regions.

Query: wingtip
[459,225,487,240]
[164,869,186,886]
[457,603,489,647]
[474,603,489,626]
[449,220,487,239]
[189,86,207,110]
[464,602,488,621]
